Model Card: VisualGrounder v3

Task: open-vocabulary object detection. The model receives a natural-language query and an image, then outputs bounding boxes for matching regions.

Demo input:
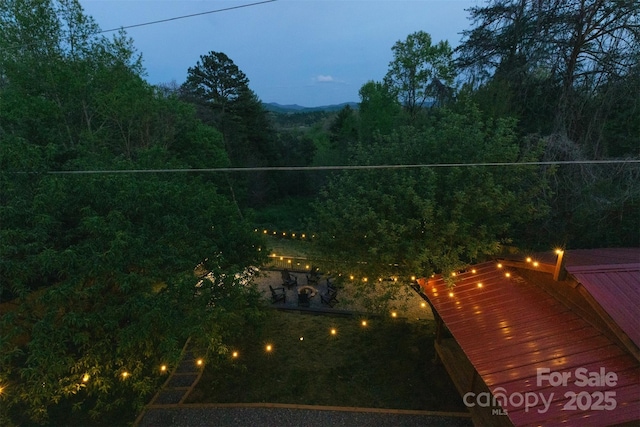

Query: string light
[533,261,539,267]
[391,312,397,318]
[497,263,503,268]
[449,292,454,297]
[330,328,337,335]
[526,257,532,263]
[471,269,476,274]
[232,351,239,358]
[477,282,483,288]
[265,344,272,352]
[361,320,368,327]
[121,371,129,379]
[505,272,511,278]
[196,359,204,367]
[160,365,167,373]
[82,374,90,382]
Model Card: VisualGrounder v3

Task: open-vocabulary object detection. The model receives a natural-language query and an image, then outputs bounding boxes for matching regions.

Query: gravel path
[138,406,473,427]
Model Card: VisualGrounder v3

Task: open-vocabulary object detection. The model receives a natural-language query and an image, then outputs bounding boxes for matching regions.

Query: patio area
[254,269,434,321]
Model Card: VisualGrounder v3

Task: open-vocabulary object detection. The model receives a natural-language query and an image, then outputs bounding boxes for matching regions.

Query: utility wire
[1,0,277,53]
[99,0,278,34]
[38,159,640,175]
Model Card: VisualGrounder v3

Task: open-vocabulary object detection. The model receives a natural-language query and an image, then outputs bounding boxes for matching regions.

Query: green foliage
[457,0,640,151]
[311,104,550,294]
[455,0,640,248]
[182,51,284,206]
[358,80,403,142]
[0,2,267,424]
[384,31,455,118]
[328,105,359,150]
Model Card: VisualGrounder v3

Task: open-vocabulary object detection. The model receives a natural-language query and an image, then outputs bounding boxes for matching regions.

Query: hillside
[263,102,358,113]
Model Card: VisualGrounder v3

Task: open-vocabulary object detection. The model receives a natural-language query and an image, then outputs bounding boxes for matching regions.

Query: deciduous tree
[384,31,455,119]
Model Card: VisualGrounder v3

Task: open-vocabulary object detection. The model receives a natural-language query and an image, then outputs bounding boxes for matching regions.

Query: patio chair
[306,266,321,286]
[297,291,311,307]
[326,277,337,291]
[269,285,286,304]
[281,269,298,289]
[321,288,338,308]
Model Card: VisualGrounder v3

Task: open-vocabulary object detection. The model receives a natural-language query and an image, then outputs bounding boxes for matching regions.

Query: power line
[1,0,278,53]
[39,159,640,175]
[99,0,278,34]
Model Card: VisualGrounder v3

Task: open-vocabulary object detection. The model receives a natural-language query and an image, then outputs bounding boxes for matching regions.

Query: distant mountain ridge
[263,102,358,113]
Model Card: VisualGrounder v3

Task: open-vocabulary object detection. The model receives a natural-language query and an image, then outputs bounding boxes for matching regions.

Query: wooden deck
[435,338,513,427]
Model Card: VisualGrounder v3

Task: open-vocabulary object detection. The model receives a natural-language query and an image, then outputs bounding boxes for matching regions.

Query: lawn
[186,310,466,413]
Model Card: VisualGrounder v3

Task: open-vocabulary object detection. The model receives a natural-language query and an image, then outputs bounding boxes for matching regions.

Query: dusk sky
[80,0,478,107]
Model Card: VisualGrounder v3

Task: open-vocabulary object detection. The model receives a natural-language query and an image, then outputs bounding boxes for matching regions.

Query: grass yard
[186,310,466,413]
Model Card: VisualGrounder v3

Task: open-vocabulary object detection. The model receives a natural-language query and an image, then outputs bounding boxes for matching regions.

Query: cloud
[316,74,336,83]
[314,74,346,84]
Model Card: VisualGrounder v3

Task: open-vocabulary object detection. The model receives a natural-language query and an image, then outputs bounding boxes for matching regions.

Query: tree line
[1,0,638,424]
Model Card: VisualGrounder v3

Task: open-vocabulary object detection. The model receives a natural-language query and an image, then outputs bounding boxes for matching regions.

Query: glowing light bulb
[411,276,416,281]
[505,272,511,278]
[330,328,337,335]
[497,263,503,268]
[265,344,272,352]
[196,359,204,366]
[361,320,367,327]
[82,374,90,382]
[391,312,397,318]
[449,292,454,298]
[533,261,539,267]
[232,351,239,358]
[477,283,483,288]
[121,371,129,379]
[160,365,167,372]
[526,257,532,263]
[471,269,476,274]
[420,302,427,308]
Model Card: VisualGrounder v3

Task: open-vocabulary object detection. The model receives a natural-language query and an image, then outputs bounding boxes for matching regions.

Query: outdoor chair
[321,288,338,308]
[326,277,337,292]
[297,291,311,307]
[269,285,286,304]
[306,266,321,286]
[281,269,298,289]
